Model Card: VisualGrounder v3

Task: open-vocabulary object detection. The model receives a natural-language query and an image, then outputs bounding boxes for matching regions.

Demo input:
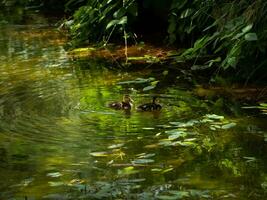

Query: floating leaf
[175,141,196,147]
[143,85,156,91]
[205,114,224,120]
[142,127,155,130]
[162,168,174,174]
[166,130,188,140]
[221,122,237,129]
[47,172,62,178]
[170,120,199,127]
[108,143,124,149]
[184,138,197,142]
[137,153,156,159]
[210,124,221,130]
[90,152,109,157]
[132,159,154,164]
[118,166,139,175]
[122,178,146,183]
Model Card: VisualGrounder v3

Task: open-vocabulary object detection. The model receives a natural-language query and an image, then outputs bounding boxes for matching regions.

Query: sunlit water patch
[0,25,267,200]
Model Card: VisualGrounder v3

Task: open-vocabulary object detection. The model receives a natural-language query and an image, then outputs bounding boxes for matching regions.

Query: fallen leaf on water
[47,172,62,178]
[90,152,109,157]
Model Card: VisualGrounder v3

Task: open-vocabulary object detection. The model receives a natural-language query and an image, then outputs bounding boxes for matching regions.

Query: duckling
[137,96,162,111]
[108,95,134,110]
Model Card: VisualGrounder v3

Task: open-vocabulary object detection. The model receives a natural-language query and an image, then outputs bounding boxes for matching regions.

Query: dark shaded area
[133,0,172,44]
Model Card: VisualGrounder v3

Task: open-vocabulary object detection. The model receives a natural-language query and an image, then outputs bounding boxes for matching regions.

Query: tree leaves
[245,33,258,41]
[106,16,128,30]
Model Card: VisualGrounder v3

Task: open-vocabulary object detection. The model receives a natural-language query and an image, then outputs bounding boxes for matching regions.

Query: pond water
[0,24,267,200]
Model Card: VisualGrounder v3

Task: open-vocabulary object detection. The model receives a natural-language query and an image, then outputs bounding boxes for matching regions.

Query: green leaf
[106,19,119,30]
[108,143,124,149]
[245,33,258,41]
[151,81,159,86]
[180,8,193,19]
[205,114,224,120]
[117,16,128,25]
[132,159,154,164]
[242,24,253,33]
[221,122,237,129]
[106,16,127,30]
[162,168,174,174]
[143,85,156,91]
[90,152,109,157]
[227,57,237,67]
[113,8,126,18]
[47,172,62,178]
[118,166,139,175]
[137,153,156,159]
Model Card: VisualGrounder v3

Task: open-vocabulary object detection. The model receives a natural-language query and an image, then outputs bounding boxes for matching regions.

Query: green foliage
[167,0,267,81]
[67,0,138,46]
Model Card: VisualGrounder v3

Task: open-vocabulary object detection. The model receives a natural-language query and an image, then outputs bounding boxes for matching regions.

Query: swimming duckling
[137,96,162,111]
[108,95,134,110]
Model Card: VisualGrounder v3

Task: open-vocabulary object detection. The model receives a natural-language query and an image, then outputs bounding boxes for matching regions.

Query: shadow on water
[0,21,267,200]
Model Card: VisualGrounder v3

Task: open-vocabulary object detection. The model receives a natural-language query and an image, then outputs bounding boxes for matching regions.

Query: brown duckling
[137,96,162,111]
[108,95,134,110]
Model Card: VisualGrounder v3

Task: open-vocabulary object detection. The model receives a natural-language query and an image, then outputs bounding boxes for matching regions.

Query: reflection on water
[0,25,267,200]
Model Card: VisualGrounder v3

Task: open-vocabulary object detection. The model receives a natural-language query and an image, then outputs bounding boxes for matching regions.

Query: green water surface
[0,24,267,200]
